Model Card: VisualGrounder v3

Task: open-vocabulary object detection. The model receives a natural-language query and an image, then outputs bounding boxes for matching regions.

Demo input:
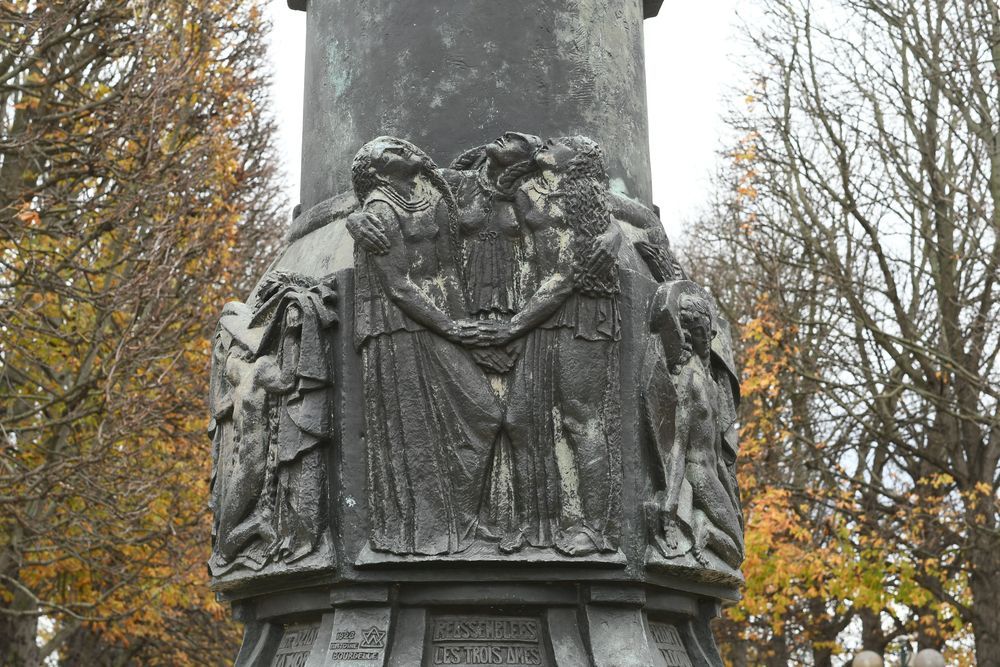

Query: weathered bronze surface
[209,2,743,665]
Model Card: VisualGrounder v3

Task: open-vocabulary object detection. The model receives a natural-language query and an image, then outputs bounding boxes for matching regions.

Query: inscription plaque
[326,607,391,666]
[271,622,321,667]
[428,615,549,666]
[649,623,693,667]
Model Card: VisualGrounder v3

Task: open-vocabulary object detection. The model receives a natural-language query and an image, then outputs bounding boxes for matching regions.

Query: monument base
[231,582,726,667]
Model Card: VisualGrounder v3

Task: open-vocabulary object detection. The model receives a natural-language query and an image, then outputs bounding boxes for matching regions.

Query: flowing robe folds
[354,194,504,556]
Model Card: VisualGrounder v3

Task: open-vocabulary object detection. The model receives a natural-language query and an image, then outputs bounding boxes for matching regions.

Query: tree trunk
[859,608,888,656]
[715,617,748,667]
[60,626,143,667]
[728,637,748,667]
[0,591,40,667]
[766,631,790,667]
[969,507,1000,664]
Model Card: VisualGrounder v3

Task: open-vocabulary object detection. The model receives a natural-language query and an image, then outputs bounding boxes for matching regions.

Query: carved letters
[271,623,322,667]
[648,623,694,667]
[326,608,391,665]
[429,616,548,666]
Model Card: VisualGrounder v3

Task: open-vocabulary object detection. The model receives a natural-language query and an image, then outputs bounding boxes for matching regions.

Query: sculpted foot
[691,530,711,567]
[555,531,599,558]
[475,521,501,542]
[499,530,527,554]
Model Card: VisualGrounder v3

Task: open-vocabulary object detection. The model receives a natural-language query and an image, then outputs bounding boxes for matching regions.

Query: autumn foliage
[0,0,284,663]
[686,1,999,664]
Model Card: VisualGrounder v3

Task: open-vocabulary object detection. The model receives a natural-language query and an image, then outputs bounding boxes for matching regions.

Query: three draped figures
[208,132,745,586]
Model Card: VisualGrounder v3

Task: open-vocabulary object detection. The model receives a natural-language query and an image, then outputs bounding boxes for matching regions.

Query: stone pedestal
[231,582,731,667]
[207,2,744,665]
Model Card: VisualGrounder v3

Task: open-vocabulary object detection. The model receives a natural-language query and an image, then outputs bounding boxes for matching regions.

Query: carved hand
[446,319,482,345]
[634,240,672,282]
[470,348,517,373]
[253,355,294,394]
[583,225,622,276]
[504,339,523,364]
[346,210,390,254]
[472,320,514,347]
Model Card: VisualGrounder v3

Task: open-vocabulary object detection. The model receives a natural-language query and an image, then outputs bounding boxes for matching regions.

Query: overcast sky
[263,1,745,240]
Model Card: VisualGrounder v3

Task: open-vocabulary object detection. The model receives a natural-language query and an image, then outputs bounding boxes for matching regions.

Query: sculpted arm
[581,221,622,278]
[347,168,463,255]
[506,188,575,339]
[437,167,464,189]
[610,192,660,230]
[610,192,684,281]
[254,305,306,394]
[663,369,691,517]
[346,208,391,255]
[366,202,463,340]
[508,268,574,338]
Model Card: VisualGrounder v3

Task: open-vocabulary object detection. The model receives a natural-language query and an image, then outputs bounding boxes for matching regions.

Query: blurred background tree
[0,0,284,663]
[687,0,999,664]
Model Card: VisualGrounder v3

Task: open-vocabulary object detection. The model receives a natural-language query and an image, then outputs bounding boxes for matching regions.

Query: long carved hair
[549,136,620,296]
[450,145,488,171]
[677,292,716,364]
[496,159,540,198]
[351,136,461,258]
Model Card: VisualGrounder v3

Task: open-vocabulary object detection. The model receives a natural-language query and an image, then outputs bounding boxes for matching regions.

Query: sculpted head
[484,131,542,168]
[352,136,437,202]
[535,135,608,183]
[678,293,716,360]
[535,137,577,172]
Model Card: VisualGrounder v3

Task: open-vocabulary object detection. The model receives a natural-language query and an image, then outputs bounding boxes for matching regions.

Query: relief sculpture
[349,133,625,560]
[643,280,745,581]
[346,131,742,577]
[500,136,623,556]
[208,272,337,578]
[349,131,544,374]
[449,132,541,322]
[207,128,744,600]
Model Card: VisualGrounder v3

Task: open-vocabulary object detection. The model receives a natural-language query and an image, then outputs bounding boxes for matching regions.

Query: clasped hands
[449,319,515,347]
[448,320,520,374]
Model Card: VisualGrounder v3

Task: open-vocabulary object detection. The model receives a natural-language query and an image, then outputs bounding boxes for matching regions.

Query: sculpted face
[534,139,576,172]
[679,294,716,360]
[375,143,425,181]
[284,304,302,328]
[485,132,540,168]
[686,322,714,360]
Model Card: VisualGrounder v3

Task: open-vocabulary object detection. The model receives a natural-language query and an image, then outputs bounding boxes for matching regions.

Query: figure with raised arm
[484,136,624,557]
[249,272,338,564]
[655,283,744,568]
[348,131,623,373]
[350,133,528,373]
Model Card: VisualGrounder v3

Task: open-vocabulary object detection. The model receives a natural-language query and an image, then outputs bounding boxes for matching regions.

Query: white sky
[263,1,745,241]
